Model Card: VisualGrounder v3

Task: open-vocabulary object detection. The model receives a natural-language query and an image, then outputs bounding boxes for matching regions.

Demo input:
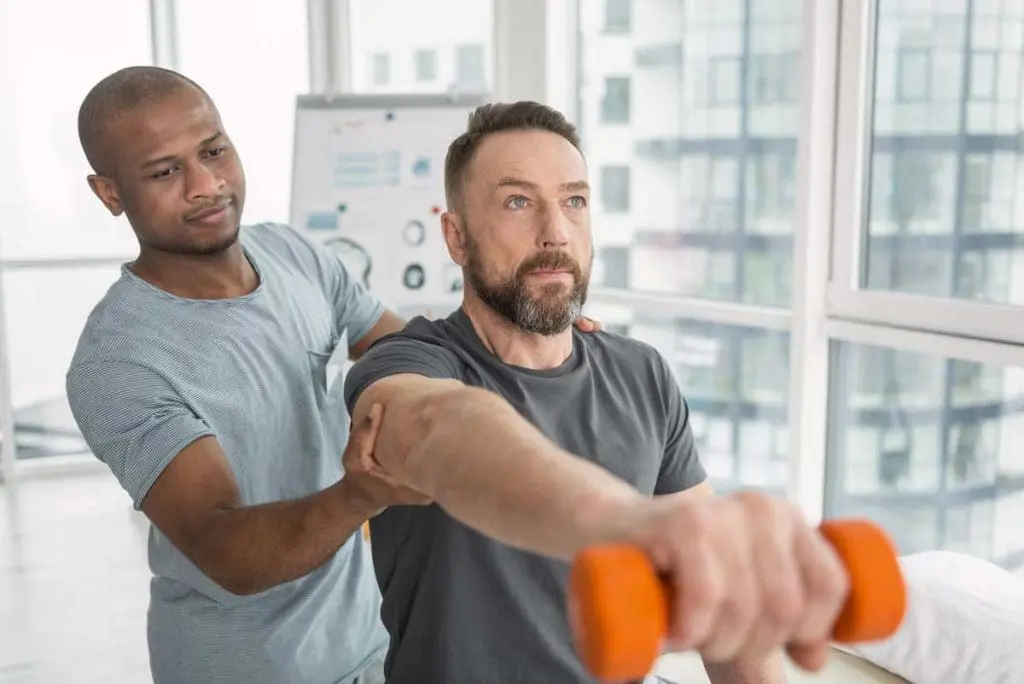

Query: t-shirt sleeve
[654,353,708,495]
[343,337,463,415]
[272,222,385,348]
[324,251,385,348]
[66,361,216,509]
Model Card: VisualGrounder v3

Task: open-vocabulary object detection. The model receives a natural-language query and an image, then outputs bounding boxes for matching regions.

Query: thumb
[352,403,383,447]
[786,640,830,672]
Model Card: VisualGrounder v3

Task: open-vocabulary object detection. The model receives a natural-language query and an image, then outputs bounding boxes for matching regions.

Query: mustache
[185,197,232,221]
[516,251,581,279]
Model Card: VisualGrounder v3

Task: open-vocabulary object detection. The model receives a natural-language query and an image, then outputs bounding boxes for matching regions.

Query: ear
[441,211,467,266]
[87,174,125,216]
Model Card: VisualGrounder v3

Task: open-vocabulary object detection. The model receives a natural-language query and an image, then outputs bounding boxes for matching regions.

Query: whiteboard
[289,93,486,321]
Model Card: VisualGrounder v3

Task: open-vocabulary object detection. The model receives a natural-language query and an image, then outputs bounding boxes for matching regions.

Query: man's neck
[461,295,574,371]
[131,242,258,299]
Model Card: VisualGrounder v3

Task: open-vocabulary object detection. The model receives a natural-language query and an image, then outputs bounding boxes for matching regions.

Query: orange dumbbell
[567,518,906,682]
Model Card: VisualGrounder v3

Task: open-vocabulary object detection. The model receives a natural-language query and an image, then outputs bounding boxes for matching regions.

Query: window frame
[828,0,1024,348]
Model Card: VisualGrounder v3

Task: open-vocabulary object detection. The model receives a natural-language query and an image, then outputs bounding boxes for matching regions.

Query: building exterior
[579,0,1024,568]
[348,0,492,95]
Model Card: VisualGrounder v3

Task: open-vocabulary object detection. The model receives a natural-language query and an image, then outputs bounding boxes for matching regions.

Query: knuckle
[815,553,850,603]
[723,590,758,630]
[680,502,714,544]
[762,583,804,630]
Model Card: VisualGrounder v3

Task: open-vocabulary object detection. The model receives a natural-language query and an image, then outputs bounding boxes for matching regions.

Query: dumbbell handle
[567,518,906,682]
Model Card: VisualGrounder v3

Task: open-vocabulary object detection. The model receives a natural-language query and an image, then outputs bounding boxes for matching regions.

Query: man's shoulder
[241,222,317,262]
[67,271,195,376]
[581,328,665,367]
[369,313,464,350]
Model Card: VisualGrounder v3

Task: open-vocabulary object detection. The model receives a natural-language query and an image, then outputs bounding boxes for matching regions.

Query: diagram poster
[290,95,486,321]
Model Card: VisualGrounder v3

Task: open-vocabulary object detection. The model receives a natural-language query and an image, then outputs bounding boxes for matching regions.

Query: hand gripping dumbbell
[568,519,906,682]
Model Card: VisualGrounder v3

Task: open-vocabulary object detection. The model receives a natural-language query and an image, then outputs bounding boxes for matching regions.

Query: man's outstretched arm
[349,373,645,560]
[347,364,847,672]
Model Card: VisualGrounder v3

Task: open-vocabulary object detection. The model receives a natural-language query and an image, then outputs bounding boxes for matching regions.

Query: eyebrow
[494,176,590,193]
[140,131,223,171]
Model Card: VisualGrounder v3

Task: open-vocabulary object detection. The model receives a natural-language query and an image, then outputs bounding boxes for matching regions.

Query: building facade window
[600,165,631,213]
[601,76,631,123]
[895,47,932,102]
[414,48,436,82]
[455,43,486,88]
[604,0,631,34]
[371,52,390,85]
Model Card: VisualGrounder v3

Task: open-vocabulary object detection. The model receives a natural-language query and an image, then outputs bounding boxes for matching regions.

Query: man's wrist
[569,487,647,553]
[333,476,384,521]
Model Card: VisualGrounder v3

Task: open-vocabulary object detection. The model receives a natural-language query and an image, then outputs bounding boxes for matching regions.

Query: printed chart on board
[290,94,485,322]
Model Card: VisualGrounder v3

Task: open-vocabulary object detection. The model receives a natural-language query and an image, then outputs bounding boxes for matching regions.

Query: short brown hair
[444,101,581,211]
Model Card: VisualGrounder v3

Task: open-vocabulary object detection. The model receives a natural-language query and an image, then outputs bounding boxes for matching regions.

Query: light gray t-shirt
[66,223,388,684]
[343,308,708,684]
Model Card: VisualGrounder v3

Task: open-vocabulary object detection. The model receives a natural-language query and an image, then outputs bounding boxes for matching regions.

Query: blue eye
[567,195,588,209]
[505,195,528,210]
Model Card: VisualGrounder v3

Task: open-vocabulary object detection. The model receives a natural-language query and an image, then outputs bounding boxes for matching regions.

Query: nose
[538,205,570,249]
[185,162,224,202]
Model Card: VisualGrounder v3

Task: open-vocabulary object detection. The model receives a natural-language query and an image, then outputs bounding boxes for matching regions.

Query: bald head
[78,66,211,177]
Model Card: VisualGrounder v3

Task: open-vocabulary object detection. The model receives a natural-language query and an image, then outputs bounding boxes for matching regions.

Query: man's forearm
[704,652,788,684]
[190,478,371,595]
[372,382,644,560]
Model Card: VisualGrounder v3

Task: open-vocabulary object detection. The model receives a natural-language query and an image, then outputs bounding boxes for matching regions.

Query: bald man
[65,66,598,684]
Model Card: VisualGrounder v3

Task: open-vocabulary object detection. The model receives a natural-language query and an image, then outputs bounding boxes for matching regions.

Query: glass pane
[584,302,790,495]
[349,0,494,94]
[825,340,1024,569]
[0,1,150,260]
[862,1,1024,306]
[605,0,633,34]
[177,0,308,226]
[578,1,803,306]
[4,265,124,459]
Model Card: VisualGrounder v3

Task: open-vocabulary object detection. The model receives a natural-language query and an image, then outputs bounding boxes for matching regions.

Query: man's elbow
[351,375,477,437]
[352,376,499,477]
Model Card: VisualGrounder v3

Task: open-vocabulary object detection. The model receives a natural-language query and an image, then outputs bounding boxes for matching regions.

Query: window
[348,0,493,93]
[5,265,123,459]
[579,2,803,306]
[414,48,437,82]
[709,57,741,106]
[576,0,1024,577]
[750,52,800,105]
[604,0,632,34]
[371,53,391,85]
[0,0,150,260]
[455,44,486,88]
[597,247,630,289]
[600,76,631,123]
[970,50,998,101]
[0,0,151,461]
[583,304,791,496]
[896,47,932,102]
[177,0,309,225]
[600,166,631,213]
[826,342,1024,566]
[862,2,1024,306]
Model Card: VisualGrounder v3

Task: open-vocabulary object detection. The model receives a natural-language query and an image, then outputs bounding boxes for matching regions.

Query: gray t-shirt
[343,308,707,683]
[66,223,388,684]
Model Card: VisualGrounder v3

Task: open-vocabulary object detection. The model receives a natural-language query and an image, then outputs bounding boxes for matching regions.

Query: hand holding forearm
[352,376,644,560]
[188,405,429,595]
[190,477,374,595]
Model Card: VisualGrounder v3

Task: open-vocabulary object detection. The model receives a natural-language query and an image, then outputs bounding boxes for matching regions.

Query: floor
[0,469,151,683]
[0,469,898,684]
